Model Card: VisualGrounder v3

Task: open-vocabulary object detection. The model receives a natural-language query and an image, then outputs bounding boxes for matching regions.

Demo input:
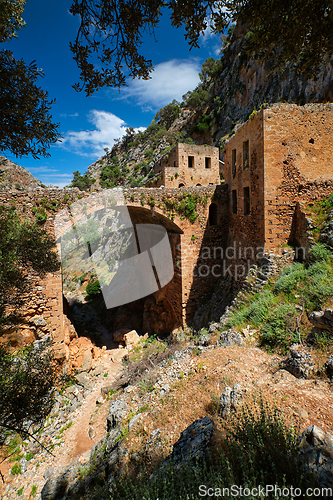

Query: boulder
[280,344,315,378]
[75,372,92,390]
[107,400,127,430]
[30,315,47,327]
[113,328,130,342]
[325,355,333,380]
[299,425,333,488]
[219,329,243,347]
[218,383,243,418]
[169,416,216,465]
[123,330,140,348]
[309,309,333,333]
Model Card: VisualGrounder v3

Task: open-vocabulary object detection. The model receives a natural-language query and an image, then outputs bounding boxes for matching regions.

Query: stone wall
[121,185,227,325]
[224,103,333,255]
[263,103,333,249]
[223,110,265,260]
[155,143,220,188]
[0,187,86,358]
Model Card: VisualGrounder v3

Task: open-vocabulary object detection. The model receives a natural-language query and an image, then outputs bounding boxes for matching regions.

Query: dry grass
[115,344,333,476]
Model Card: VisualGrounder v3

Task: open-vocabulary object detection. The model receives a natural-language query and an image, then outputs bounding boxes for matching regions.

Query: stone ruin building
[155,143,220,188]
[223,102,333,254]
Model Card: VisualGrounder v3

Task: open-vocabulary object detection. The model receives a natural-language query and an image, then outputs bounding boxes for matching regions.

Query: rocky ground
[0,348,123,500]
[1,329,333,499]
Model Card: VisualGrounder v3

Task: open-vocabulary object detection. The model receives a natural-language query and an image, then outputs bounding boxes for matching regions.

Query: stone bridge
[0,184,229,361]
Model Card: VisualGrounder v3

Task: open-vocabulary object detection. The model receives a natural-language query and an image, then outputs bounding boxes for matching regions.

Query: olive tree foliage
[0,339,55,442]
[69,0,229,95]
[0,0,60,158]
[0,0,25,42]
[69,0,333,95]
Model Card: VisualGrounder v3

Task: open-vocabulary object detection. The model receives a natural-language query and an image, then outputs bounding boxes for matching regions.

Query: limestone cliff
[84,23,332,188]
[0,156,43,191]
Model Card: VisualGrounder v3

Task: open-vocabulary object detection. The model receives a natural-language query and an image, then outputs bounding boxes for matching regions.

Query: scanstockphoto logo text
[198,484,333,497]
[176,243,305,280]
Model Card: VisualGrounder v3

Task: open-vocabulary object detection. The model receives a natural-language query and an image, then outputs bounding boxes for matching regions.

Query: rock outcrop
[299,425,333,488]
[0,156,43,191]
[280,344,316,379]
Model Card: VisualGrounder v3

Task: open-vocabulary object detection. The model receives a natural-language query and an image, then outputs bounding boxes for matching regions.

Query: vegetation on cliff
[81,19,332,191]
[0,206,59,444]
[225,197,333,353]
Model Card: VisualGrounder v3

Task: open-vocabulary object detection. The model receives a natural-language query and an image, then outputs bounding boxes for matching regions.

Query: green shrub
[100,398,307,500]
[321,193,333,210]
[273,262,306,294]
[70,170,95,191]
[10,463,22,475]
[308,242,332,263]
[192,114,211,134]
[86,280,101,297]
[260,303,298,352]
[35,209,47,223]
[223,397,304,486]
[227,290,275,328]
[303,261,333,310]
[100,162,121,188]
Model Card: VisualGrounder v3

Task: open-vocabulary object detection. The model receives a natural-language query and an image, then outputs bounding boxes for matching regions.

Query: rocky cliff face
[208,22,333,145]
[84,23,332,189]
[0,156,43,191]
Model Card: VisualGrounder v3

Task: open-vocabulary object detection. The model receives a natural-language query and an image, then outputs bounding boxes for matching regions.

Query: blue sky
[3,0,222,187]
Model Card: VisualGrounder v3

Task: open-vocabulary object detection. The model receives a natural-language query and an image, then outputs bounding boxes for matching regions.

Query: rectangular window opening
[243,140,249,170]
[232,149,236,178]
[244,186,250,215]
[205,157,211,169]
[188,156,194,168]
[232,190,237,215]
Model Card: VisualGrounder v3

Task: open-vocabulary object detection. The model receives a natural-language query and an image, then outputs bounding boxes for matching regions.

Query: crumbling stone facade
[155,143,220,188]
[224,103,333,252]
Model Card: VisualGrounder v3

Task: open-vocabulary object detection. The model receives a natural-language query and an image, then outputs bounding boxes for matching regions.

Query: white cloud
[27,166,59,173]
[120,59,201,109]
[25,169,73,188]
[59,110,145,158]
[60,112,79,118]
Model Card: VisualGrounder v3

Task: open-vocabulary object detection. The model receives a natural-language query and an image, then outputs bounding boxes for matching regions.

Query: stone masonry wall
[224,103,333,258]
[263,103,333,249]
[0,187,87,358]
[223,111,265,257]
[122,185,227,325]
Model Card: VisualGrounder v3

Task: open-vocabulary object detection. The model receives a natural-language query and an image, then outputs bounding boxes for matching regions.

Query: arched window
[178,183,185,188]
[196,183,202,186]
[209,203,218,226]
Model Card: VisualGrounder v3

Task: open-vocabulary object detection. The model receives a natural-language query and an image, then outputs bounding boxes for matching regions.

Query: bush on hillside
[0,338,55,441]
[226,290,275,328]
[71,170,96,191]
[85,398,307,500]
[86,279,101,298]
[260,303,298,352]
